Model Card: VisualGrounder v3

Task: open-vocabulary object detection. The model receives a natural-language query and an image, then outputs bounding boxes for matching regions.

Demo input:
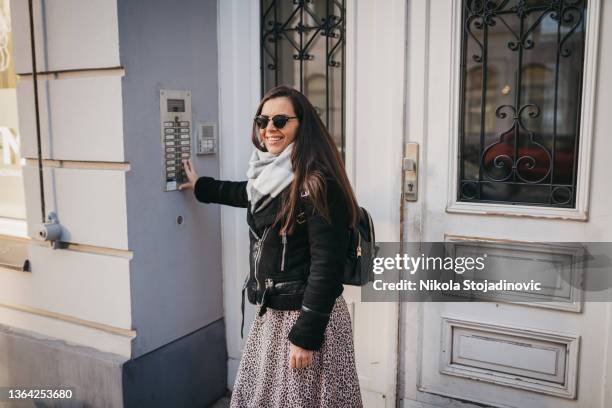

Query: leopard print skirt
[230,295,363,408]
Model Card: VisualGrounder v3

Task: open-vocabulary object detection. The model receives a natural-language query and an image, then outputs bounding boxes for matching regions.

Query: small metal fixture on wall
[403,142,419,202]
[39,212,62,250]
[196,121,217,155]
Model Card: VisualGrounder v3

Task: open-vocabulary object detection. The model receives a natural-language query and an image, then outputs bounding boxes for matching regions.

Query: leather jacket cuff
[194,176,219,203]
[287,305,332,351]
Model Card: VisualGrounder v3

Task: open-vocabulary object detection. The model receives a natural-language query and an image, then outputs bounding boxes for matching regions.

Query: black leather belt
[240,279,306,338]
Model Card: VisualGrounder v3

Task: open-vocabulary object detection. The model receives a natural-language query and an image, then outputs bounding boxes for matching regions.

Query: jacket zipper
[254,226,270,296]
[280,231,287,272]
[248,224,260,240]
[366,210,375,255]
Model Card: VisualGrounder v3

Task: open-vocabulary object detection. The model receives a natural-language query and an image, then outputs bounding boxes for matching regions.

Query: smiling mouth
[266,136,284,142]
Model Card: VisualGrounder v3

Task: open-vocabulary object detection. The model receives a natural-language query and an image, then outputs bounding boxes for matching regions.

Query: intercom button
[180,121,189,126]
[164,128,176,134]
[179,128,189,133]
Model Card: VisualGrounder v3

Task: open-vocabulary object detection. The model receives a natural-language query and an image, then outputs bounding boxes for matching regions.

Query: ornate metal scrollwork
[261,0,345,71]
[260,0,346,155]
[459,0,586,207]
[465,0,585,55]
[481,103,552,184]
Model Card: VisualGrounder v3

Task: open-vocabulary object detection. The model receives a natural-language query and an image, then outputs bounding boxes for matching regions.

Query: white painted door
[401,1,612,408]
[217,1,403,405]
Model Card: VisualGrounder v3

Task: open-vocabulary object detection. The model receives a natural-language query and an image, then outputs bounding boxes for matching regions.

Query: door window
[458,0,587,207]
[260,0,346,159]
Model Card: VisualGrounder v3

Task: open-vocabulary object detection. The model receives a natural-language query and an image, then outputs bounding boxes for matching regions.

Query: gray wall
[0,324,124,407]
[117,0,224,358]
[122,319,227,407]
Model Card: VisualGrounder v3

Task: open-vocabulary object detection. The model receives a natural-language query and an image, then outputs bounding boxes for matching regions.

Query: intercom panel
[160,89,192,191]
[196,121,218,155]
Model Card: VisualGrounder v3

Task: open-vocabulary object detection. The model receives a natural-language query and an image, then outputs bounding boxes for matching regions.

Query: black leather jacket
[193,175,349,351]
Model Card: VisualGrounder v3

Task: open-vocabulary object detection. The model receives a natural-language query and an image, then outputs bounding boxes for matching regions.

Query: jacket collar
[248,192,282,232]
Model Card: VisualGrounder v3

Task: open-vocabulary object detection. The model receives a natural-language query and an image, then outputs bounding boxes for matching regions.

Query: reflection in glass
[459,0,587,207]
[0,0,26,220]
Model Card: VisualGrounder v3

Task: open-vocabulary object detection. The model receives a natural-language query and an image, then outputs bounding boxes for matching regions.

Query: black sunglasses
[254,114,297,129]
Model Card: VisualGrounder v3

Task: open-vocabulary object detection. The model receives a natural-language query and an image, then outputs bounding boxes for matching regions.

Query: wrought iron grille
[260,0,346,159]
[458,0,587,207]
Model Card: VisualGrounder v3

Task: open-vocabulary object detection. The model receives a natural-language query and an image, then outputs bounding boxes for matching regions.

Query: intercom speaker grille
[201,124,214,139]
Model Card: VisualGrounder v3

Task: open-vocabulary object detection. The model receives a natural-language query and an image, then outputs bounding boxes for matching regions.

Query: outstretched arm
[193,177,249,208]
[178,159,249,208]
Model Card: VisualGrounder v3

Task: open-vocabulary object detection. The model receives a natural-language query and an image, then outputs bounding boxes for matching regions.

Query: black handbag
[343,206,378,286]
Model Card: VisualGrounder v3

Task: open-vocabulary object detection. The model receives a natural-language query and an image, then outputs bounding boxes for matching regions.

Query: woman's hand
[178,159,199,191]
[289,342,315,369]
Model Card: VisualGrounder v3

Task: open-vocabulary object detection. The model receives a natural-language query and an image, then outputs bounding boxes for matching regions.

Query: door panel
[401,1,610,407]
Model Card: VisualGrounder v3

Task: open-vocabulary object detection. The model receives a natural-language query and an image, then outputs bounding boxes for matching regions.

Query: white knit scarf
[246,142,295,213]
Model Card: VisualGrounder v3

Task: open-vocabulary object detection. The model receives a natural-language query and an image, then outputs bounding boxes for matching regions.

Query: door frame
[346,0,406,405]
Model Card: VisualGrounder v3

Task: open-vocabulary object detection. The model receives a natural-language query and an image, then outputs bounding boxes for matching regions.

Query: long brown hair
[250,85,360,235]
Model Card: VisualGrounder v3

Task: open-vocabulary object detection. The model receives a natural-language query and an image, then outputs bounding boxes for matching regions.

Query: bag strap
[296,189,309,224]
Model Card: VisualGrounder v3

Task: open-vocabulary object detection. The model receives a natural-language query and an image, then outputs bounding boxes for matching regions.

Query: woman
[178,85,363,407]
